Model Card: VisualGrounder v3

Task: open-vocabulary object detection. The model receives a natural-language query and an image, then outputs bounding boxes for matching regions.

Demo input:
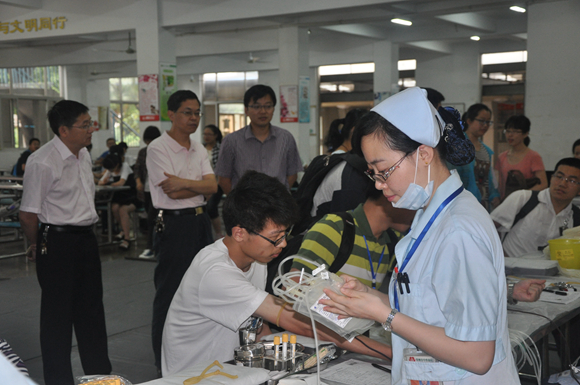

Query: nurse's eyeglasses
[365,154,407,183]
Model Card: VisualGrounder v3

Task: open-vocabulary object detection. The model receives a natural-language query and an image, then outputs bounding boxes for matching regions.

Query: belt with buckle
[161,206,206,217]
[42,224,94,234]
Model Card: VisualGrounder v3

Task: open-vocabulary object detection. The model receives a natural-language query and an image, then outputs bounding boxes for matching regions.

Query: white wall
[525,0,580,169]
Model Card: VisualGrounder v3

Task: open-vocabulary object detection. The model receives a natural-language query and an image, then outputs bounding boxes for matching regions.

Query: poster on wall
[298,76,310,123]
[279,85,298,123]
[139,74,159,121]
[88,106,108,130]
[160,63,177,121]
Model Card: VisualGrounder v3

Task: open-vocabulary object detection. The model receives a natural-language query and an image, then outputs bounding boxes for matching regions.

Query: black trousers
[144,192,158,250]
[151,211,212,370]
[36,227,111,385]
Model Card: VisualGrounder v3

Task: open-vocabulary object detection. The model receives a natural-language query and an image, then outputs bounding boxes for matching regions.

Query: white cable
[509,328,541,385]
[272,255,325,385]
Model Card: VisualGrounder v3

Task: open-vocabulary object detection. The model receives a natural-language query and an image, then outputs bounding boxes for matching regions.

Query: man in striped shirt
[215,85,303,193]
[291,188,414,291]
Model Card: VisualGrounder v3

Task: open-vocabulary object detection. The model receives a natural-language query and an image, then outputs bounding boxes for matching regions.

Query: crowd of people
[4,84,580,385]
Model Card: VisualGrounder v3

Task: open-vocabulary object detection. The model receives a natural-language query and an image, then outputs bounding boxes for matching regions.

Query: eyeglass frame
[249,228,290,247]
[551,172,580,186]
[364,153,408,183]
[473,118,493,126]
[177,110,203,119]
[503,128,523,135]
[70,120,94,130]
[248,104,275,112]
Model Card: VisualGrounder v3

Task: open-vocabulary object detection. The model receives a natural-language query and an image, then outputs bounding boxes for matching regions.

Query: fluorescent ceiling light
[470,36,481,41]
[391,18,412,26]
[510,6,526,13]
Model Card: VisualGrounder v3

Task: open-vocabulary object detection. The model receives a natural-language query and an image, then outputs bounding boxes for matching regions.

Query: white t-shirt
[99,162,132,184]
[491,188,575,258]
[161,239,269,376]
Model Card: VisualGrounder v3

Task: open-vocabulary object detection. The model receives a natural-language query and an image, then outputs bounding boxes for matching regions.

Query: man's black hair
[118,141,128,150]
[244,85,277,108]
[555,157,580,173]
[143,126,161,142]
[108,145,124,159]
[47,100,89,136]
[222,170,299,236]
[29,137,40,146]
[167,90,200,112]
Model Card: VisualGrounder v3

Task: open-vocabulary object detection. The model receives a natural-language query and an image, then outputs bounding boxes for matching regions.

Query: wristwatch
[507,282,518,305]
[381,309,398,332]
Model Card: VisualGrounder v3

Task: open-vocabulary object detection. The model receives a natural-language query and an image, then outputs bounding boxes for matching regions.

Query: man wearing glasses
[146,90,217,373]
[19,100,111,384]
[161,171,392,376]
[491,157,580,258]
[215,84,303,193]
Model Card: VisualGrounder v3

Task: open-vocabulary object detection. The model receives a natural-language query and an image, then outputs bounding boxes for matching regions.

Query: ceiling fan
[92,32,136,54]
[247,52,268,63]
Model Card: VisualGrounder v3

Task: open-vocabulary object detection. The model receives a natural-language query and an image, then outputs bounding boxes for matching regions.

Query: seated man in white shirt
[161,171,392,377]
[491,157,580,258]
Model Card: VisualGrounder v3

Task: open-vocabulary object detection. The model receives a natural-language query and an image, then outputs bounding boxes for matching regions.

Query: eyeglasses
[178,110,203,119]
[503,129,523,135]
[248,104,274,112]
[250,229,289,247]
[552,173,580,186]
[364,154,407,183]
[71,120,93,130]
[474,118,493,126]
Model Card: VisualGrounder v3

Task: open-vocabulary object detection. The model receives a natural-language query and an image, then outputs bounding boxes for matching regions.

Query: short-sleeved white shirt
[99,161,132,184]
[146,132,213,210]
[388,171,519,385]
[491,188,574,258]
[21,135,98,226]
[161,239,269,376]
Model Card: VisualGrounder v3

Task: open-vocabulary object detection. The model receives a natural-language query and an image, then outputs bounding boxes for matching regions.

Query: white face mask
[393,151,434,210]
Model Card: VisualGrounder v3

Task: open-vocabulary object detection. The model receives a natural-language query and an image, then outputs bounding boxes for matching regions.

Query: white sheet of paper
[539,290,580,305]
[319,359,391,385]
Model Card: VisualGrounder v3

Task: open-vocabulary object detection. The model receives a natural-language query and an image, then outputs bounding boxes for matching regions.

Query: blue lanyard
[393,186,463,311]
[363,235,385,290]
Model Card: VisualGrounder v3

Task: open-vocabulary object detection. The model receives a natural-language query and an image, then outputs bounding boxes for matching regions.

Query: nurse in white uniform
[321,88,520,385]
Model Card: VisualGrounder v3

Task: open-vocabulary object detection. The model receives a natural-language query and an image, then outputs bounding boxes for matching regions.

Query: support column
[135,0,176,141]
[373,40,399,104]
[278,26,310,165]
[526,0,580,168]
[414,43,481,109]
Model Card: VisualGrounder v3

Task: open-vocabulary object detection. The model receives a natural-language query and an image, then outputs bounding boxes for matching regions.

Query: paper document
[539,290,580,305]
[319,359,391,385]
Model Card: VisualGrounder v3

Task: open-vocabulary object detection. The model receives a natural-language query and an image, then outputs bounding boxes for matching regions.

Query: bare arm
[287,174,297,189]
[19,211,39,261]
[218,176,232,195]
[321,277,494,375]
[160,173,217,200]
[530,170,548,191]
[254,294,392,360]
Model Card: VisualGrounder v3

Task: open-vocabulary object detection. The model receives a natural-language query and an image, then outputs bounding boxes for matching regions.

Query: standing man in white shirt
[19,100,111,385]
[146,90,217,373]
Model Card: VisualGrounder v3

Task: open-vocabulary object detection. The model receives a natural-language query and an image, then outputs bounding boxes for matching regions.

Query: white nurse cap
[371,87,444,148]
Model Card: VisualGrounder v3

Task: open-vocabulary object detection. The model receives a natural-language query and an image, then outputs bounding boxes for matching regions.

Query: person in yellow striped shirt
[291,188,414,291]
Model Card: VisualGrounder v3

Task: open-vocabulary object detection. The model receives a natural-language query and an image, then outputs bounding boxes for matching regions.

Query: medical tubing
[509,329,541,385]
[354,336,391,361]
[272,256,325,385]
